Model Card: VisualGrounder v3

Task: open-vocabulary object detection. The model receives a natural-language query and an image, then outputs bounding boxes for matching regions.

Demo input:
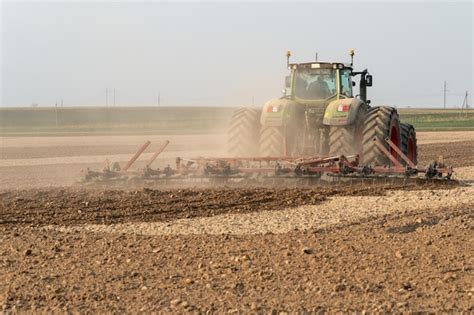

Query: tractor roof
[289,62,351,70]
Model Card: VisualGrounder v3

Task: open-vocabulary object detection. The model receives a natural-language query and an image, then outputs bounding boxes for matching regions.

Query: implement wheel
[400,123,418,165]
[361,106,401,166]
[227,108,261,157]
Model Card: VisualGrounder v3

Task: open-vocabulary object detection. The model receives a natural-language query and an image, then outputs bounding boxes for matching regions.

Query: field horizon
[1,106,473,136]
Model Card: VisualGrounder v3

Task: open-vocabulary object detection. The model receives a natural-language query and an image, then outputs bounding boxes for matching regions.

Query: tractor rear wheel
[259,126,286,156]
[400,123,418,165]
[327,105,367,157]
[227,108,261,157]
[259,123,306,157]
[361,106,401,166]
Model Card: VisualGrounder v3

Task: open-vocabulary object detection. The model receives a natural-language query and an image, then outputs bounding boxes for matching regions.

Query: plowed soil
[1,202,472,313]
[0,184,456,227]
[0,132,473,313]
[418,140,474,168]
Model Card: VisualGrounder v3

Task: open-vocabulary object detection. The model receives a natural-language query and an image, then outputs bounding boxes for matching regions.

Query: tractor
[84,52,454,185]
[227,50,418,166]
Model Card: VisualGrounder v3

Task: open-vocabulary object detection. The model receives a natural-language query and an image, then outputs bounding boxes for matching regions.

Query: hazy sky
[1,1,472,108]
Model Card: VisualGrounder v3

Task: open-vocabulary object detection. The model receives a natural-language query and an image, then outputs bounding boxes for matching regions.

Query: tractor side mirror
[366,75,373,87]
[285,75,291,88]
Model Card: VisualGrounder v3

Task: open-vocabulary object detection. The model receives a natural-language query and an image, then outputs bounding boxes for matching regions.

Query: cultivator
[82,138,453,186]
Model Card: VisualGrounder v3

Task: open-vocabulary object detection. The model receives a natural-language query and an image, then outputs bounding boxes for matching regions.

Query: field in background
[1,106,473,136]
[397,108,474,131]
[0,107,234,136]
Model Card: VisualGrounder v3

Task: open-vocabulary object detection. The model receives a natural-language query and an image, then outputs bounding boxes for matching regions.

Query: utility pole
[460,90,468,117]
[443,81,447,109]
[158,92,161,107]
[55,103,59,127]
[113,88,116,107]
[461,90,469,111]
[106,88,109,107]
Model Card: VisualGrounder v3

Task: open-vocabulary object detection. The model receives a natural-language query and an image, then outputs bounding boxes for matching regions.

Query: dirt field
[0,131,473,312]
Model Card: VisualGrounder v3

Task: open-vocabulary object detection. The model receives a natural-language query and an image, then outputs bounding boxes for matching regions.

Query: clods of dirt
[0,203,472,313]
[0,184,455,227]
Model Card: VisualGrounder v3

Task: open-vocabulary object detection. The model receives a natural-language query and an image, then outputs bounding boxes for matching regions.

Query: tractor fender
[260,98,298,127]
[323,98,365,126]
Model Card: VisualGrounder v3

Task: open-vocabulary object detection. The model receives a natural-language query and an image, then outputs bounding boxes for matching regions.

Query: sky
[1,1,472,108]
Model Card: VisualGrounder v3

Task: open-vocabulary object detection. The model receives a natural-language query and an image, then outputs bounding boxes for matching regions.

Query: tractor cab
[285,50,373,104]
[288,62,352,101]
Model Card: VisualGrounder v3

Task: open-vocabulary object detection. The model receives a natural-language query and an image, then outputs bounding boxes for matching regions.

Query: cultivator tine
[122,140,151,172]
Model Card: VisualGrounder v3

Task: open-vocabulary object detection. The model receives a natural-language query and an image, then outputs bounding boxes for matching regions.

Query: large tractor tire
[400,123,418,165]
[259,124,307,157]
[227,108,261,157]
[327,105,368,157]
[361,106,401,166]
[259,126,286,156]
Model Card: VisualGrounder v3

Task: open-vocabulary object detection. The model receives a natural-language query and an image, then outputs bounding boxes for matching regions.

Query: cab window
[294,69,337,100]
[340,69,352,97]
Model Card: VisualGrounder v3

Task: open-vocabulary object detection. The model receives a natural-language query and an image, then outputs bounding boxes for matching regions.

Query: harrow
[82,138,453,186]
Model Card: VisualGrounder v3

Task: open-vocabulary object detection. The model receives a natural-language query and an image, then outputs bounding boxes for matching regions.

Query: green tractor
[227,50,418,166]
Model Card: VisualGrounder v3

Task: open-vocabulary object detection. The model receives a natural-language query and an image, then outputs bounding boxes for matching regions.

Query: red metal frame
[122,141,151,171]
[171,138,452,179]
[385,137,416,168]
[84,138,453,182]
[145,140,170,168]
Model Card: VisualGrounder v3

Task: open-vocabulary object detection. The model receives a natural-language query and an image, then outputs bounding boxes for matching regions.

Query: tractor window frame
[339,69,353,97]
